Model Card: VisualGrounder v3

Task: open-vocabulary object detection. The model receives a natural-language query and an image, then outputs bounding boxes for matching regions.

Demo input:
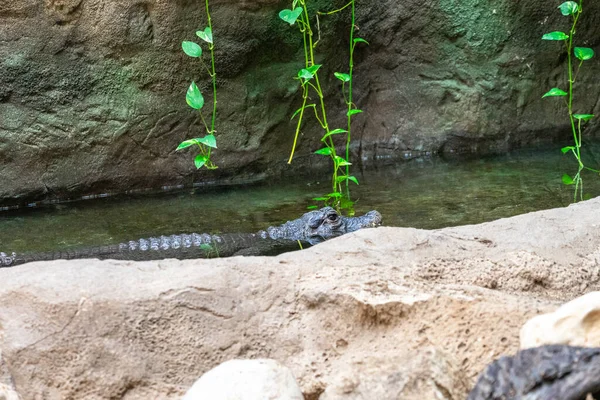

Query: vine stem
[562,0,588,200]
[318,1,353,15]
[300,2,340,195]
[284,0,361,211]
[199,112,211,135]
[345,0,356,194]
[566,6,581,162]
[205,0,217,162]
[317,0,359,205]
[288,19,311,164]
[288,84,309,164]
[206,0,217,133]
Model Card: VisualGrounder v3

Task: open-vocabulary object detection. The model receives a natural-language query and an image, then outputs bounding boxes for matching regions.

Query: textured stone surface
[1,198,600,398]
[2,0,600,204]
[0,332,18,400]
[520,291,600,349]
[320,348,470,400]
[182,359,304,400]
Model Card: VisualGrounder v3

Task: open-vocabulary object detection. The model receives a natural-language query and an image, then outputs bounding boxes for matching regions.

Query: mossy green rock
[1,0,599,204]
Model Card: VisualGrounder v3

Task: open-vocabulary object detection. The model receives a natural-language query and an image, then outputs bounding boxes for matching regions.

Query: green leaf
[279,7,303,25]
[326,192,343,198]
[558,1,578,16]
[290,104,315,120]
[312,197,329,202]
[196,27,213,44]
[314,147,332,156]
[176,139,199,150]
[562,174,575,185]
[340,197,355,214]
[307,64,322,75]
[542,88,568,98]
[353,38,369,45]
[542,31,569,40]
[347,109,363,116]
[335,175,359,185]
[306,205,318,210]
[197,134,217,148]
[182,41,202,57]
[574,47,594,61]
[186,82,204,110]
[298,68,314,80]
[194,154,208,169]
[574,114,594,121]
[321,128,348,141]
[298,65,322,80]
[561,146,575,154]
[334,72,351,82]
[334,156,352,166]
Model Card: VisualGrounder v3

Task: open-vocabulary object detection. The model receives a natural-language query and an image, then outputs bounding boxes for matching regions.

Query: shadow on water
[1,142,600,253]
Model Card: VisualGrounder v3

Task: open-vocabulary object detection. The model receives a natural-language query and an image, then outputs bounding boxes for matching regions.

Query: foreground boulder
[1,198,600,398]
[521,291,600,349]
[468,345,600,400]
[182,359,303,400]
[0,384,20,400]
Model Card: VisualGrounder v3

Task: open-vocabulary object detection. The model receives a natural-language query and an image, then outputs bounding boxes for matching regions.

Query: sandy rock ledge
[1,198,600,399]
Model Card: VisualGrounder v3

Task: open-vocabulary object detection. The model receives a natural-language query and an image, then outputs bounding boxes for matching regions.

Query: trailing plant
[542,0,598,201]
[176,0,218,170]
[279,0,367,212]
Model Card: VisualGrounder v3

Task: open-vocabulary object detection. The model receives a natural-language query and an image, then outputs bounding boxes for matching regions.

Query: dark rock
[468,345,600,400]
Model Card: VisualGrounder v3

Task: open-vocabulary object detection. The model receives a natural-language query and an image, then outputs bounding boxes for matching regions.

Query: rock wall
[1,0,600,203]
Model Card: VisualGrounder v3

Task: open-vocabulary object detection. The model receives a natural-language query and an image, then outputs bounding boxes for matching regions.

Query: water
[1,143,599,254]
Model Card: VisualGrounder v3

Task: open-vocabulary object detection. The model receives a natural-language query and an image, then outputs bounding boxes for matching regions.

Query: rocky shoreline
[1,197,599,398]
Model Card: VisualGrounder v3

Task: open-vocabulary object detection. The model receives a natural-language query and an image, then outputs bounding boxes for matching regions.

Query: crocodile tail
[0,245,122,267]
[0,252,17,267]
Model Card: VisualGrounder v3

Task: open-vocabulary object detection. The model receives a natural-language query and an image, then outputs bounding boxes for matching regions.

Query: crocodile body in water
[0,207,382,267]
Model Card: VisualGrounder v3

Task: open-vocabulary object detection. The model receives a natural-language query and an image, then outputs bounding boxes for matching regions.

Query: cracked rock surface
[1,197,600,399]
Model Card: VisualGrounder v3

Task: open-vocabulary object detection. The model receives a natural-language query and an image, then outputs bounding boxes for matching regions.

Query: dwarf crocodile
[0,207,382,267]
[468,344,600,400]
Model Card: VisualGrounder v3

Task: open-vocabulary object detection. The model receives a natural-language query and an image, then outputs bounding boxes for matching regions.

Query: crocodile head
[266,207,382,245]
[302,207,382,245]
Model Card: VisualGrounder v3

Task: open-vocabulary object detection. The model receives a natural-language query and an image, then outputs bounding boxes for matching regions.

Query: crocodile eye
[326,213,339,222]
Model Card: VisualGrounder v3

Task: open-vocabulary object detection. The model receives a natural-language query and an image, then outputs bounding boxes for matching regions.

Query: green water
[1,143,599,253]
